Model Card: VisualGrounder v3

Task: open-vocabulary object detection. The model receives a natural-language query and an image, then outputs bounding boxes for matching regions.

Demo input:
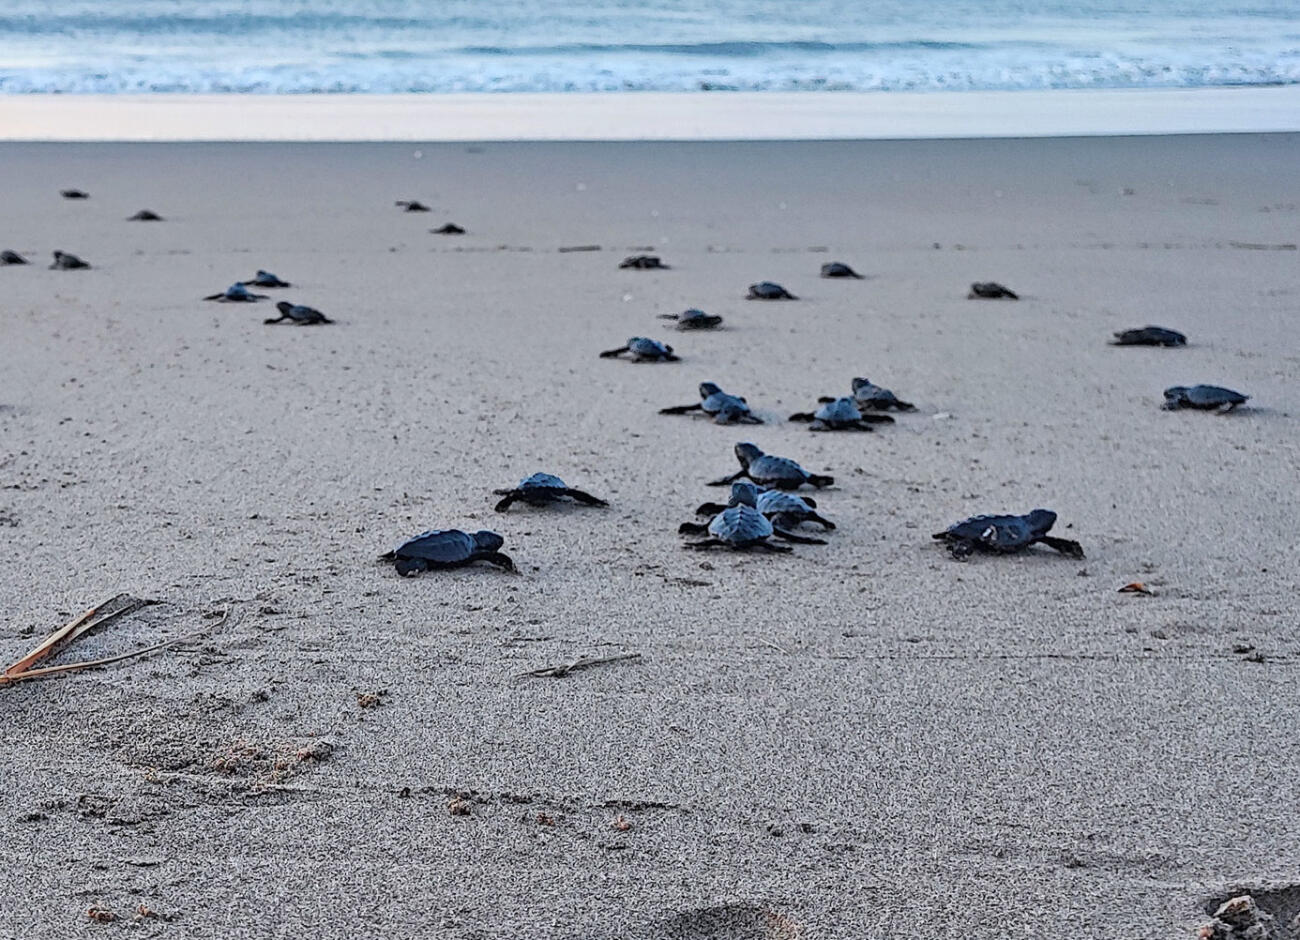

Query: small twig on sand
[514,652,642,681]
[557,245,601,253]
[758,639,790,654]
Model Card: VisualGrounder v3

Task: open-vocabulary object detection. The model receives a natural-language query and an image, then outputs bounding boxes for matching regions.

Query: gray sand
[1,136,1298,938]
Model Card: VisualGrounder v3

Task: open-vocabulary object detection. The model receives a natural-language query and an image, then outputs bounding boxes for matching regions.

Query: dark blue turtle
[380,529,515,576]
[128,209,163,221]
[660,382,761,425]
[60,189,89,200]
[968,282,1018,299]
[599,337,679,362]
[242,270,291,288]
[933,509,1083,560]
[619,255,669,270]
[204,283,268,302]
[395,200,430,212]
[747,281,797,300]
[789,396,892,431]
[847,377,915,412]
[659,308,722,330]
[820,262,864,279]
[493,473,608,512]
[679,504,789,552]
[1162,385,1249,411]
[50,251,90,270]
[264,301,331,325]
[695,481,835,532]
[710,442,832,490]
[1112,326,1186,347]
[0,250,27,265]
[432,223,466,235]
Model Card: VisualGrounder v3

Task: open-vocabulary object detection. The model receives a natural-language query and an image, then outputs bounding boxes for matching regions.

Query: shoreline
[1,86,1298,141]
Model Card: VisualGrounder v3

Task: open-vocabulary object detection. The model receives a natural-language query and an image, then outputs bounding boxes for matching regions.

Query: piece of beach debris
[611,815,632,832]
[709,442,833,491]
[1111,326,1186,346]
[1228,241,1296,251]
[86,907,116,923]
[820,262,864,278]
[968,281,1018,299]
[1118,582,1154,596]
[932,510,1084,560]
[395,200,430,212]
[128,209,163,221]
[514,652,642,680]
[1198,894,1277,940]
[599,337,679,362]
[49,250,90,270]
[493,473,607,512]
[356,690,385,709]
[203,283,267,302]
[660,382,760,425]
[263,301,332,325]
[557,244,601,253]
[380,529,516,576]
[1163,385,1249,412]
[1,250,28,265]
[431,223,465,235]
[619,254,669,269]
[658,308,722,330]
[747,281,797,300]
[537,812,556,826]
[61,189,89,200]
[0,594,193,685]
[448,797,472,816]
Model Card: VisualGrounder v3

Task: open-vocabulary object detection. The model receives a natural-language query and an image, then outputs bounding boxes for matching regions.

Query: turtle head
[699,382,722,398]
[472,531,505,552]
[1024,509,1057,534]
[728,481,760,508]
[276,301,293,314]
[850,377,872,392]
[734,442,762,467]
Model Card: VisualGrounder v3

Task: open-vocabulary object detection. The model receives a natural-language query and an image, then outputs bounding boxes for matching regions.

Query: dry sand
[1,134,1298,938]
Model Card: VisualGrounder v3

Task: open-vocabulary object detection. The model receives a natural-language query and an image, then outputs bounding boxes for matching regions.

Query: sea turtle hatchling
[493,473,608,512]
[432,223,466,235]
[242,270,291,288]
[789,396,893,431]
[599,337,680,362]
[658,308,722,330]
[379,529,516,576]
[695,481,835,531]
[660,382,761,425]
[1162,385,1249,412]
[844,377,916,412]
[204,283,268,302]
[710,442,833,490]
[264,301,332,325]
[747,281,797,300]
[968,282,1018,299]
[619,255,669,270]
[128,209,163,221]
[1112,326,1186,347]
[932,509,1083,560]
[49,251,90,270]
[395,200,430,212]
[679,487,825,551]
[60,189,89,200]
[820,262,864,279]
[0,250,27,265]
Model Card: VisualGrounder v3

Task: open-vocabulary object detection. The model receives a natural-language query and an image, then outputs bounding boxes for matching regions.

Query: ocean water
[1,0,1297,94]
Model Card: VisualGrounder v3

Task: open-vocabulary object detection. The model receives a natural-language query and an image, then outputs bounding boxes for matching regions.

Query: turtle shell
[747,454,808,486]
[708,505,774,544]
[391,529,479,564]
[519,472,567,491]
[627,337,670,358]
[815,397,862,424]
[942,510,1056,551]
[1165,385,1248,408]
[755,490,812,516]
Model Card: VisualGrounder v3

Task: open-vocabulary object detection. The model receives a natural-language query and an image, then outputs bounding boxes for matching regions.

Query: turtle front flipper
[1037,536,1085,559]
[707,470,747,487]
[599,346,629,359]
[659,403,702,414]
[563,488,608,507]
[859,414,895,424]
[479,551,518,572]
[263,314,289,324]
[806,512,836,530]
[805,474,834,488]
[772,528,827,545]
[493,491,521,512]
[933,536,975,560]
[678,522,710,536]
[203,293,227,301]
[393,556,429,577]
[694,502,727,516]
[789,412,815,423]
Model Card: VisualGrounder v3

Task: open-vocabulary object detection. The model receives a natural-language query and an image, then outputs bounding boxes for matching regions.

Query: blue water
[1,0,1297,93]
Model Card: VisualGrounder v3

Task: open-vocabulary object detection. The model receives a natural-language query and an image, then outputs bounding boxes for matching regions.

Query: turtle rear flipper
[694,502,727,516]
[859,413,895,424]
[678,522,710,536]
[749,541,793,553]
[684,538,725,550]
[772,528,826,545]
[805,474,834,488]
[493,491,521,512]
[563,488,607,507]
[805,512,835,530]
[1038,536,1084,558]
[789,412,816,423]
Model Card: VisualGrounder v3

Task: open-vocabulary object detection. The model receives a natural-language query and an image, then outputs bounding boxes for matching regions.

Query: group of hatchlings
[11,194,1252,576]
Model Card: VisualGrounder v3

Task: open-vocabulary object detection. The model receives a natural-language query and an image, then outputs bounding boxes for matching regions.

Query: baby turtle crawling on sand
[747,281,797,300]
[820,262,864,279]
[659,308,723,330]
[600,337,679,362]
[619,255,669,270]
[380,529,516,576]
[679,485,825,552]
[933,509,1083,560]
[790,396,893,431]
[493,473,607,512]
[1,250,27,265]
[1163,385,1249,411]
[395,200,430,212]
[695,481,835,531]
[264,301,331,325]
[968,282,1018,299]
[60,189,89,200]
[204,283,268,302]
[242,270,291,288]
[660,382,760,425]
[50,251,90,270]
[128,209,163,221]
[843,377,916,412]
[432,223,466,235]
[710,442,833,490]
[1112,326,1186,346]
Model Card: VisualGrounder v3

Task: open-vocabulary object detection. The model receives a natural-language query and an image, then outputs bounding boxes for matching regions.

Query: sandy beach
[2,133,1299,938]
